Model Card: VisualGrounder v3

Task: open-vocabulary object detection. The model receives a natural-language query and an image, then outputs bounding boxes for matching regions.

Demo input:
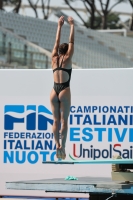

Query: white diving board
[42,159,133,165]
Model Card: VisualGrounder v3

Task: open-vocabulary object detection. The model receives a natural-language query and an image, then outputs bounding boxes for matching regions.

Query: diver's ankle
[56,143,61,149]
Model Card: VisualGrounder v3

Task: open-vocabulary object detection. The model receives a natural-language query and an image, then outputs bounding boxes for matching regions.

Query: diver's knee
[53,119,60,127]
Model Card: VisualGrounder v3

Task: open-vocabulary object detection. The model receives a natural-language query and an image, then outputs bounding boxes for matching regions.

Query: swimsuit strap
[59,54,65,68]
[53,54,65,73]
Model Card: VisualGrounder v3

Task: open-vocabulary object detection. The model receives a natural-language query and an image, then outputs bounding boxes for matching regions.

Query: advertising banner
[0,69,133,196]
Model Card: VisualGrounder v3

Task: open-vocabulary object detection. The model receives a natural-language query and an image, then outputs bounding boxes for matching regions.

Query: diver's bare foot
[60,147,66,160]
[56,142,62,159]
[56,147,62,159]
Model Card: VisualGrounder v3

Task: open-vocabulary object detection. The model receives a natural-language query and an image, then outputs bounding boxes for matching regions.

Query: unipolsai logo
[3,105,56,164]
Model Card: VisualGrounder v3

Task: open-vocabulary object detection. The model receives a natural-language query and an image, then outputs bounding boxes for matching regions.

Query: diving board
[6,176,133,196]
[42,159,133,165]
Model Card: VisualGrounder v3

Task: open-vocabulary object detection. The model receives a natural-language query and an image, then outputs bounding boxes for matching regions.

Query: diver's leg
[50,89,61,158]
[59,88,71,159]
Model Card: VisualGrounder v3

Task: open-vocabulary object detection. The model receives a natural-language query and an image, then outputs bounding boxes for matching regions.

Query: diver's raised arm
[52,16,64,57]
[66,17,74,58]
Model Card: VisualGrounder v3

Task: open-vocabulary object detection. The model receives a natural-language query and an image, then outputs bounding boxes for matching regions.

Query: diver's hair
[59,43,68,55]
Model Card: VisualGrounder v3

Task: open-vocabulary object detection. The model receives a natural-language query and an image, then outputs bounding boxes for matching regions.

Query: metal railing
[0,28,79,69]
[0,43,51,69]
[0,33,51,69]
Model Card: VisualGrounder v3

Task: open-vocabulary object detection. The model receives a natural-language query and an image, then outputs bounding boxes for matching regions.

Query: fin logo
[4,105,53,130]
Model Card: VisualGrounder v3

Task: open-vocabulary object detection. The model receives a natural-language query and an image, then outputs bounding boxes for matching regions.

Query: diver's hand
[68,17,74,26]
[58,16,64,27]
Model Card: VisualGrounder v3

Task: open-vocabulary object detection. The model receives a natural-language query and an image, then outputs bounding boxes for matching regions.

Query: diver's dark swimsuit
[53,55,72,97]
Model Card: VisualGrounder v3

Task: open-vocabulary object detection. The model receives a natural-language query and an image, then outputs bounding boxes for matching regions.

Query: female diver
[50,16,74,159]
